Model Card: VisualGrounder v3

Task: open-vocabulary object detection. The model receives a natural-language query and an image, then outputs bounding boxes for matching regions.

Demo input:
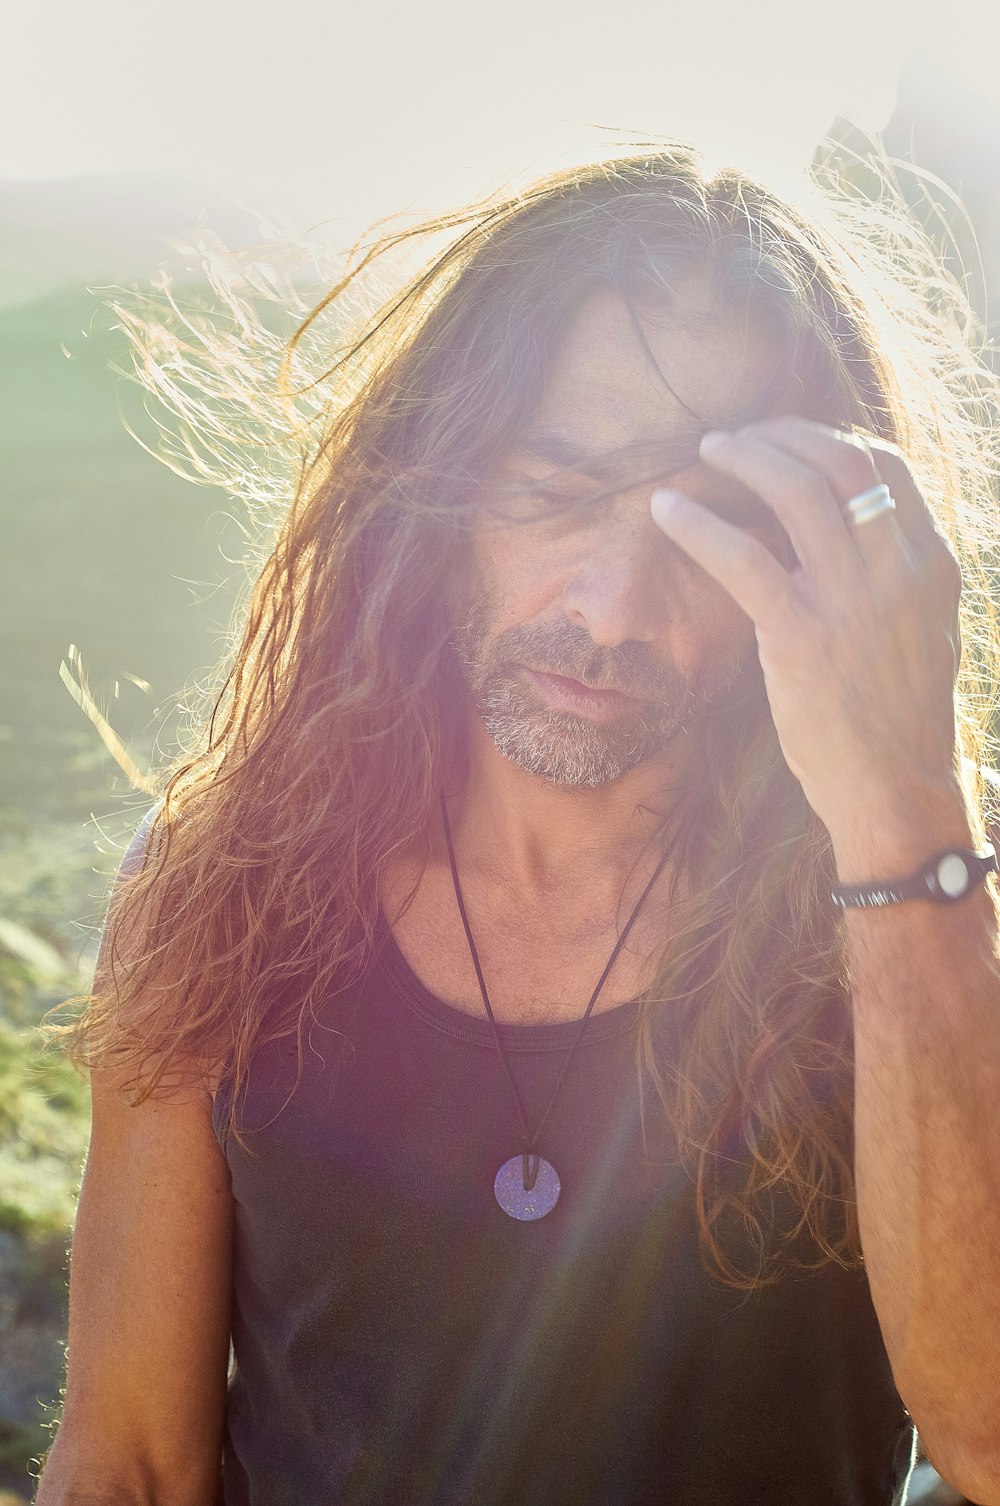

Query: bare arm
[650,420,1000,1502]
[34,808,234,1506]
[832,789,1000,1506]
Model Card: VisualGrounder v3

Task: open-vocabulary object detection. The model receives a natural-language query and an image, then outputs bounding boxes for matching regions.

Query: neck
[439,716,694,910]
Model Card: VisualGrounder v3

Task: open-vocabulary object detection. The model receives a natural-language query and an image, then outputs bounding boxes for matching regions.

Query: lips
[524,666,638,708]
[546,671,630,698]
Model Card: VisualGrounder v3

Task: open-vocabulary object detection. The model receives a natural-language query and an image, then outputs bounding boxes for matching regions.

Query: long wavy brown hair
[40,137,1000,1288]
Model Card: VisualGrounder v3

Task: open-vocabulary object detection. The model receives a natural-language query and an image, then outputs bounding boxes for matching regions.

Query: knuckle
[844,429,875,462]
[800,474,833,509]
[837,454,885,503]
[842,465,881,502]
[873,446,916,491]
[925,537,963,595]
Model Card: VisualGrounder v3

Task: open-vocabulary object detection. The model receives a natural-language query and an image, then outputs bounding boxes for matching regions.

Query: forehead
[518,282,793,469]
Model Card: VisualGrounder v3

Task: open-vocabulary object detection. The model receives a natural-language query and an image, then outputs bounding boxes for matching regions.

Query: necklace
[438,791,671,1221]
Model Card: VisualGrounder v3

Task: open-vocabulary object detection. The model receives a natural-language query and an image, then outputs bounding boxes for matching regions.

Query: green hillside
[0,282,248,829]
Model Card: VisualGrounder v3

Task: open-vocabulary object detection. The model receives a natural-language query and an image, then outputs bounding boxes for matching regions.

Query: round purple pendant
[494,1154,561,1220]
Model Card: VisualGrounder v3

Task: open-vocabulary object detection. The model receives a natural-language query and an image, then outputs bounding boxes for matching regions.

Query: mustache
[484,623,673,700]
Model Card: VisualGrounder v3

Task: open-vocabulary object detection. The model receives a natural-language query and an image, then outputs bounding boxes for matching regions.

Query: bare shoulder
[95,800,230,1103]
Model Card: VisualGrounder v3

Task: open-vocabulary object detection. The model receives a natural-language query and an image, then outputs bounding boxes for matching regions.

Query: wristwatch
[831,844,999,910]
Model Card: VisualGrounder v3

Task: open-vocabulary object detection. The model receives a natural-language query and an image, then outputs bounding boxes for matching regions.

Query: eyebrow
[514,394,783,474]
[512,421,719,476]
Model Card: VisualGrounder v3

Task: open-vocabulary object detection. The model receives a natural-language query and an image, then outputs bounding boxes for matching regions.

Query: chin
[482,708,677,789]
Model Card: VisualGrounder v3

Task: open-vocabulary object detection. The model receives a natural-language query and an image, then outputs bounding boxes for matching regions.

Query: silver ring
[846,483,896,527]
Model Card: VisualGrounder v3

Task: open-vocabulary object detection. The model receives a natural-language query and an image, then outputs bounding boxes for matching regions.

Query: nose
[560,505,671,647]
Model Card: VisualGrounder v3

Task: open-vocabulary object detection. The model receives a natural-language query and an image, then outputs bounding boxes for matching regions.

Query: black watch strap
[831,844,998,910]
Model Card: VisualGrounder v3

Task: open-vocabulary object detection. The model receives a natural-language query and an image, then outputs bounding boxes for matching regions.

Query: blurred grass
[0,1005,90,1237]
[0,816,113,1490]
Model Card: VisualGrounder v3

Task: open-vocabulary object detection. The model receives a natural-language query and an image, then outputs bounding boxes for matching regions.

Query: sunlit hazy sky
[6,0,1000,236]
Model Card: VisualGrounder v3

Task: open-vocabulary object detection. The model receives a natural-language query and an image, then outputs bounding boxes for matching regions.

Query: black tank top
[210,909,916,1505]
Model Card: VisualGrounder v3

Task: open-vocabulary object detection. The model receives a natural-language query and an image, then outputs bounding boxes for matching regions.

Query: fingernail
[650,488,683,520]
[700,429,732,451]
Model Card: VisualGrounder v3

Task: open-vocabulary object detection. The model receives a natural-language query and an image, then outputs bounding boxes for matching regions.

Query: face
[450,282,788,789]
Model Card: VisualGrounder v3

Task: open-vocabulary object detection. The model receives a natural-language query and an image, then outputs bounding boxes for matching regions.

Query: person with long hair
[34,141,1000,1505]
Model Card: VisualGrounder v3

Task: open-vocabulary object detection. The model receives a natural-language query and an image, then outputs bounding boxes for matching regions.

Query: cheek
[470,531,561,623]
[661,565,756,672]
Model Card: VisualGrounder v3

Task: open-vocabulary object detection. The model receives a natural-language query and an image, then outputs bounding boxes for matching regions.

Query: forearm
[832,783,1000,1499]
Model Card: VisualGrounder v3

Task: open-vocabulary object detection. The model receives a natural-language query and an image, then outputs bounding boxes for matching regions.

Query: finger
[739,416,880,508]
[840,483,910,576]
[706,418,911,580]
[868,445,945,552]
[650,487,797,633]
[743,416,938,552]
[698,430,861,584]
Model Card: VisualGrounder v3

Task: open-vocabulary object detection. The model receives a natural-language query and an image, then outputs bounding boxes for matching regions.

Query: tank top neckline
[374,906,644,1053]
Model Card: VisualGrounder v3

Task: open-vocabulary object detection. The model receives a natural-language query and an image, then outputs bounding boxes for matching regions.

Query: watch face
[936,853,971,898]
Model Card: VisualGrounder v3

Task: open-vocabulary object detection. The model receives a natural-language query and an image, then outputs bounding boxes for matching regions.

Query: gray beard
[450,593,748,790]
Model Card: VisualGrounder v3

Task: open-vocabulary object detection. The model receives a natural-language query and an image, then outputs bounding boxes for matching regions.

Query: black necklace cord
[439,792,535,1157]
[438,791,670,1191]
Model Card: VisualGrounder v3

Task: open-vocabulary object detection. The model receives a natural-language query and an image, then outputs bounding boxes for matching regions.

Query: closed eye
[487,475,606,525]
